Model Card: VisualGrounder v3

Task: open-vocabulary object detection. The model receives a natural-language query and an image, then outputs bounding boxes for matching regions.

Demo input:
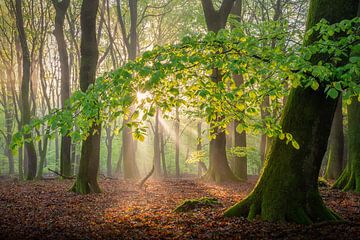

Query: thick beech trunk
[333,100,360,192]
[225,0,357,223]
[14,0,38,180]
[332,3,360,192]
[324,97,345,180]
[71,0,101,194]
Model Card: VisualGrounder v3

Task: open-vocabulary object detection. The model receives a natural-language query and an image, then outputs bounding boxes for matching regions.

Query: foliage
[11,17,360,152]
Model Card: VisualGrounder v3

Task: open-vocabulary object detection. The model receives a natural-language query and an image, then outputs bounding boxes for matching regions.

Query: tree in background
[13,0,38,180]
[52,0,72,178]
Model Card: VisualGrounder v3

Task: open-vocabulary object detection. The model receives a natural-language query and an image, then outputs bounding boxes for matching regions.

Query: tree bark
[324,97,345,180]
[71,0,101,194]
[153,109,162,178]
[333,100,360,192]
[160,120,167,178]
[52,0,72,177]
[14,0,38,180]
[201,0,238,183]
[224,0,357,223]
[175,106,180,178]
[116,0,140,179]
[105,126,114,177]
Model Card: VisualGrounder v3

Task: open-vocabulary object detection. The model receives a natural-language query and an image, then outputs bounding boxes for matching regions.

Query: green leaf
[311,81,319,90]
[292,140,300,150]
[327,88,339,99]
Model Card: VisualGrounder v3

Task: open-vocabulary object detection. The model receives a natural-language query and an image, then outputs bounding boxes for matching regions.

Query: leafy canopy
[11,17,360,150]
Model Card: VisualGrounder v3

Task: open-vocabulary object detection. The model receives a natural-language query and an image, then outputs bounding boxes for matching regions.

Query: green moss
[173,197,222,212]
[70,177,101,194]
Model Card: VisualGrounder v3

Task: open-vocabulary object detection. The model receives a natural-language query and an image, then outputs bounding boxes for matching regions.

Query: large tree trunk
[71,0,101,194]
[14,0,38,180]
[52,0,72,177]
[324,97,345,180]
[332,3,360,192]
[224,0,357,224]
[201,0,238,183]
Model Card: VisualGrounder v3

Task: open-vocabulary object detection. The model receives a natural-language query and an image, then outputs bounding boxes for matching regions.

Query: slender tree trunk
[116,0,140,179]
[114,144,123,177]
[225,0,357,223]
[52,0,72,177]
[71,0,101,194]
[14,0,37,180]
[324,97,345,180]
[106,126,113,177]
[175,106,180,178]
[160,121,167,177]
[233,74,247,180]
[153,109,162,177]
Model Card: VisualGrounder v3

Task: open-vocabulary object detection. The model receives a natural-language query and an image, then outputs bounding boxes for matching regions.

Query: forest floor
[0,176,360,239]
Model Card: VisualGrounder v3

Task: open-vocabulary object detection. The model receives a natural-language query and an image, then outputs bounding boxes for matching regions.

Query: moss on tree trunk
[71,124,102,194]
[70,0,101,194]
[324,97,345,180]
[333,100,360,192]
[225,0,357,223]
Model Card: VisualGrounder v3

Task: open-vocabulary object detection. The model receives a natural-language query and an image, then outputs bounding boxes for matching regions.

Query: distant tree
[14,0,38,180]
[52,0,72,177]
[116,0,140,179]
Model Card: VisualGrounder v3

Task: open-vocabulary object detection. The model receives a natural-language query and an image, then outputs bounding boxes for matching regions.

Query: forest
[0,0,360,239]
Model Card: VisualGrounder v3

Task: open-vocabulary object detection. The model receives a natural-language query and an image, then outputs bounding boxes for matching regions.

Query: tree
[224,0,358,224]
[153,109,162,178]
[332,3,360,192]
[333,100,360,192]
[14,0,38,180]
[52,0,72,177]
[201,0,239,183]
[324,97,345,180]
[231,0,247,180]
[116,0,140,179]
[71,0,101,194]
